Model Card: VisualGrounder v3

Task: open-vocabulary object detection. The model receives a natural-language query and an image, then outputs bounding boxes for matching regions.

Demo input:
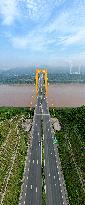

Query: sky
[0,0,85,70]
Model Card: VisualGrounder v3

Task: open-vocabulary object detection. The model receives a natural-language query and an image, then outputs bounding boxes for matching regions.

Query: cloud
[0,0,19,25]
[1,0,85,67]
[44,11,69,33]
[11,36,29,49]
[10,33,46,50]
[0,0,66,25]
[57,30,85,46]
[23,0,65,20]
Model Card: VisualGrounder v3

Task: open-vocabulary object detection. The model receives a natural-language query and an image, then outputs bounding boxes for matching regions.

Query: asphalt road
[19,75,68,205]
[19,79,43,205]
[42,98,66,205]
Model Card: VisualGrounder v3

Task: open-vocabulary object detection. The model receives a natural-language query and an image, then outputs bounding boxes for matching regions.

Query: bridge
[19,69,68,205]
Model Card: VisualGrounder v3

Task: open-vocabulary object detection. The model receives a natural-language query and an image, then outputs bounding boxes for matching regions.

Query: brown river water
[0,84,85,107]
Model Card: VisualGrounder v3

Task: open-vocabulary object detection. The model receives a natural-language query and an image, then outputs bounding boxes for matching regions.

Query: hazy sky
[0,0,85,69]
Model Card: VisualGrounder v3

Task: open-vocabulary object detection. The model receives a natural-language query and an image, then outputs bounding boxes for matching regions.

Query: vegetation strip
[0,107,34,205]
[50,106,85,205]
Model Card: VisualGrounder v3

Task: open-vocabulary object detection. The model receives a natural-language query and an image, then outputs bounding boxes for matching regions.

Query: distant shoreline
[0,82,85,86]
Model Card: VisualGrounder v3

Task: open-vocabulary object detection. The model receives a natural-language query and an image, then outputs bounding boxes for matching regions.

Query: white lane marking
[37,160,38,165]
[49,173,50,177]
[60,184,61,186]
[57,165,58,169]
[25,193,26,196]
[27,176,28,180]
[38,132,39,136]
[62,196,63,199]
[43,134,44,140]
[24,201,25,204]
[45,185,46,194]
[63,202,65,204]
[33,160,34,164]
[29,160,30,163]
[44,159,45,167]
[59,178,60,181]
[26,184,27,188]
[58,172,59,175]
[31,185,32,190]
[54,176,55,179]
[56,160,57,163]
[61,190,62,193]
[28,168,29,172]
[36,187,37,193]
[51,152,52,155]
[55,184,56,186]
[39,142,41,147]
[48,128,49,131]
[41,141,42,165]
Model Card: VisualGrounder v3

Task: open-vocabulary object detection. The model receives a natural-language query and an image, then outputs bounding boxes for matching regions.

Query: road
[19,79,42,205]
[42,93,67,205]
[19,75,68,205]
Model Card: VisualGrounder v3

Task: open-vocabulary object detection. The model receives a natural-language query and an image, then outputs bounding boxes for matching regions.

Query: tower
[35,69,48,96]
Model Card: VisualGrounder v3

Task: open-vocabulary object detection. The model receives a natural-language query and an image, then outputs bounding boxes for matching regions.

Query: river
[0,84,85,107]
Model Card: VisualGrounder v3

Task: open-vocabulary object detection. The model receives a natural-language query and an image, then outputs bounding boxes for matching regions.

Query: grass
[0,107,34,205]
[0,106,85,205]
[50,106,85,205]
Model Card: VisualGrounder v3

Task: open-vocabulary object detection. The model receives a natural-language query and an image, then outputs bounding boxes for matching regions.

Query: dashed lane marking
[45,185,46,194]
[33,160,34,164]
[37,160,38,165]
[44,159,45,166]
[36,187,37,193]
